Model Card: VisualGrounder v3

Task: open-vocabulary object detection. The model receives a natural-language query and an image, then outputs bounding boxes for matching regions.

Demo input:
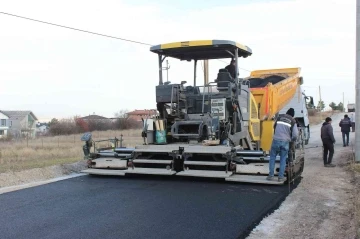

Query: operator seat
[216,69,234,91]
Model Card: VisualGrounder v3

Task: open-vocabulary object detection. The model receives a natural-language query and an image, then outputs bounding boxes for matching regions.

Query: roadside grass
[346,150,360,238]
[350,162,360,173]
[0,129,143,174]
[308,110,333,125]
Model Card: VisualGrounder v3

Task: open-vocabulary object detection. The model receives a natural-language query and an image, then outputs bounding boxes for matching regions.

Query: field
[0,130,143,173]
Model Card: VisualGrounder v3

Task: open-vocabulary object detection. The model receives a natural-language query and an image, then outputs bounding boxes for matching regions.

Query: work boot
[327,163,336,167]
[278,177,287,183]
[266,175,274,181]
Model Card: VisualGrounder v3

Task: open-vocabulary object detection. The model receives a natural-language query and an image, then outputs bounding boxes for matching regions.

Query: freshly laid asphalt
[0,175,296,239]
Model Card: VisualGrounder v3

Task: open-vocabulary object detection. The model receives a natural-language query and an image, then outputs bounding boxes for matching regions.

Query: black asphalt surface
[0,175,297,239]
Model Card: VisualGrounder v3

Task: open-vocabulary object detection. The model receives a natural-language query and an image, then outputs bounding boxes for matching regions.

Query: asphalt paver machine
[81,40,305,185]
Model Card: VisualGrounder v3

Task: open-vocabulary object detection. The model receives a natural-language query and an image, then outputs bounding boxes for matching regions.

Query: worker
[267,108,298,182]
[321,117,336,167]
[350,113,356,132]
[225,59,236,79]
[339,114,352,147]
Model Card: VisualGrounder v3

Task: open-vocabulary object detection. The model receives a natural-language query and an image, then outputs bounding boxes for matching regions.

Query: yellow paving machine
[81,40,305,185]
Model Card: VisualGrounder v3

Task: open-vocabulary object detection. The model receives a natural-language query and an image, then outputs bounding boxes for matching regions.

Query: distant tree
[329,102,337,111]
[114,110,129,119]
[337,102,344,112]
[48,118,59,127]
[113,110,140,130]
[47,111,141,136]
[75,117,89,132]
[317,100,325,111]
[48,118,77,135]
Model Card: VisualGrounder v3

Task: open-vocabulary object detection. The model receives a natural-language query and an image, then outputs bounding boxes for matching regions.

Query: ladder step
[125,168,176,175]
[133,159,172,164]
[98,152,131,157]
[81,169,127,176]
[236,163,279,175]
[176,170,232,178]
[184,161,227,166]
[225,175,284,185]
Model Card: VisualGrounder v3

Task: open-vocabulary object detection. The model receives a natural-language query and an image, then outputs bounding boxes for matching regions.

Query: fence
[0,129,143,173]
[2,129,142,147]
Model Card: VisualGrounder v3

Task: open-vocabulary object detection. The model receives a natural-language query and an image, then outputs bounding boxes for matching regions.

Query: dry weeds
[346,151,360,238]
[0,129,142,173]
[309,110,333,125]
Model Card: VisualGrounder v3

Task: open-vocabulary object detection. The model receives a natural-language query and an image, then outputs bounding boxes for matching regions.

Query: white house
[0,111,9,138]
[36,123,49,135]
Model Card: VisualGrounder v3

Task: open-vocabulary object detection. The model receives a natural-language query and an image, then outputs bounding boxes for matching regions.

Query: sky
[0,0,356,122]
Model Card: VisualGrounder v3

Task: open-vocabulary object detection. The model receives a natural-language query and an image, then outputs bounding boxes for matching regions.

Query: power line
[0,11,152,46]
[1,11,253,72]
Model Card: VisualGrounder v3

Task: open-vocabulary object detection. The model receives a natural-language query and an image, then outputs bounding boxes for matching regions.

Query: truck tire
[305,126,310,145]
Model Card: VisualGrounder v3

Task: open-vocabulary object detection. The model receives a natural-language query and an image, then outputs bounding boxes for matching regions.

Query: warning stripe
[277,121,291,128]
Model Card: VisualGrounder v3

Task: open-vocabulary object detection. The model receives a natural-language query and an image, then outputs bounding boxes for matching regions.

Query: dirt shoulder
[248,113,357,239]
[0,160,87,189]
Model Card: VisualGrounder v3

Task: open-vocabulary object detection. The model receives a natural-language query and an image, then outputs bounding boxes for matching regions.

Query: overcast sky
[0,0,356,122]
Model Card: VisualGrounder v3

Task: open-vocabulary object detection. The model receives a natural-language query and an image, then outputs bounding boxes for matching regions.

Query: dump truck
[81,40,305,185]
[348,103,355,112]
[279,85,314,145]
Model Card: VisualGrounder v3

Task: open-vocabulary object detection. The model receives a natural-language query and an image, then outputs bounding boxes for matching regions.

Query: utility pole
[319,85,322,120]
[356,0,360,162]
[343,92,345,112]
[162,60,170,82]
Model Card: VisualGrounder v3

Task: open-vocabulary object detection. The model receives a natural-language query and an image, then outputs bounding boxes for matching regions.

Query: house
[36,122,49,135]
[79,114,114,124]
[0,111,10,138]
[0,111,38,139]
[127,109,157,122]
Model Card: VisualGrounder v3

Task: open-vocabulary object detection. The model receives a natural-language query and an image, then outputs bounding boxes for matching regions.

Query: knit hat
[286,108,295,117]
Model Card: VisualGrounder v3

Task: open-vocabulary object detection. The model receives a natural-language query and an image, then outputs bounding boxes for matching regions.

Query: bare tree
[113,110,140,130]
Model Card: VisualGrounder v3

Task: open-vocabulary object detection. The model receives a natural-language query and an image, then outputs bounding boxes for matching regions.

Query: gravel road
[248,113,357,239]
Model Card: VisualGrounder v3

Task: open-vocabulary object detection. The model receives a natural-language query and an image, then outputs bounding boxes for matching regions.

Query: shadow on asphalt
[87,173,302,188]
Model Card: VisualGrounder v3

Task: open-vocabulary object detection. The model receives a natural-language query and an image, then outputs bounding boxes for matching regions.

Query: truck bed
[247,68,302,120]
[249,75,286,88]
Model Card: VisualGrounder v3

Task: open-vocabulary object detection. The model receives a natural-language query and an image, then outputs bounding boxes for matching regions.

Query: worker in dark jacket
[339,114,352,147]
[321,117,336,167]
[225,59,236,79]
[267,108,298,182]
